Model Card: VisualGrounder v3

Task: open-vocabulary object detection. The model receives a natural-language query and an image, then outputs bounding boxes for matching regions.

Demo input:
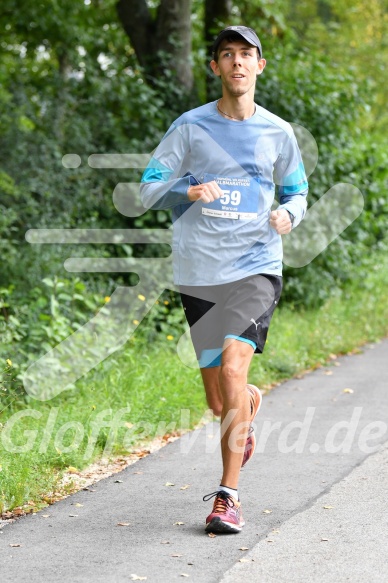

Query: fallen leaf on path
[180,485,190,490]
[134,449,150,458]
[239,558,250,563]
[117,522,130,527]
[239,547,249,551]
[130,576,147,581]
[114,480,123,483]
[160,540,170,544]
[324,371,333,376]
[133,471,143,475]
[173,522,184,526]
[9,543,21,547]
[73,503,84,507]
[42,515,50,518]
[266,539,274,543]
[262,509,272,514]
[162,431,181,443]
[180,574,189,578]
[323,505,334,509]
[68,514,78,517]
[165,482,175,487]
[343,388,354,394]
[321,538,329,541]
[171,554,183,557]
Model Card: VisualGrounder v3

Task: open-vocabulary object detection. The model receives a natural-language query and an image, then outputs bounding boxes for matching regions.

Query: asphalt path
[1,339,387,582]
[221,441,388,582]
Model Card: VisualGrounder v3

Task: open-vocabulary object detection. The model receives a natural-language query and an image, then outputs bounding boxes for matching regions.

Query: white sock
[219,484,239,500]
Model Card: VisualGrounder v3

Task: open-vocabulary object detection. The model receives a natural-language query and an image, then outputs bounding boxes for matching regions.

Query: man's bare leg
[200,340,254,489]
[200,367,223,416]
[201,340,255,533]
[218,340,254,489]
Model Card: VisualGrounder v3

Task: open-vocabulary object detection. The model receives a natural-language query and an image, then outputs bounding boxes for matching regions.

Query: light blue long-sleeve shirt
[140,101,308,286]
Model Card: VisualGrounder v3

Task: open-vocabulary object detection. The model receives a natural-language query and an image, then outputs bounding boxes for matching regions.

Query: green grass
[251,261,388,386]
[0,343,209,513]
[1,252,388,513]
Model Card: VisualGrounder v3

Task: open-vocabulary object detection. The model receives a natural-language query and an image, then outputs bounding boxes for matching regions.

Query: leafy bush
[1,0,387,359]
[255,47,388,306]
[0,278,105,369]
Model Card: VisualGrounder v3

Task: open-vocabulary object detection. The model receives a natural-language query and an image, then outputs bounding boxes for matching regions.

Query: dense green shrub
[1,0,387,361]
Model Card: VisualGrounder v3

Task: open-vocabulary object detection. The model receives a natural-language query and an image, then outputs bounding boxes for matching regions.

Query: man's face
[210,39,266,98]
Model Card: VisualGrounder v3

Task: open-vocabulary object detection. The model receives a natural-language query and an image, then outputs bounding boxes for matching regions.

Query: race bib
[201,174,258,220]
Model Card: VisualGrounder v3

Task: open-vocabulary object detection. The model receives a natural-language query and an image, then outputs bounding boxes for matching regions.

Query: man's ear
[210,59,221,76]
[256,58,267,76]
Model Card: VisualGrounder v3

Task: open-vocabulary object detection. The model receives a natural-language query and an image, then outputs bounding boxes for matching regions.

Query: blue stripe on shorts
[224,335,257,350]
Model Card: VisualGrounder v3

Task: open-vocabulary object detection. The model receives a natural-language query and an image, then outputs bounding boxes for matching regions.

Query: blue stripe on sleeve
[280,162,308,194]
[141,157,174,183]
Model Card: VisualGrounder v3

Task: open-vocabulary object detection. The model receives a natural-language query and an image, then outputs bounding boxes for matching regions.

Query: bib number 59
[220,189,241,206]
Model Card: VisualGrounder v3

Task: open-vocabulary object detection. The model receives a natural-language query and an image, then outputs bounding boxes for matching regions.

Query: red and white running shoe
[203,490,245,534]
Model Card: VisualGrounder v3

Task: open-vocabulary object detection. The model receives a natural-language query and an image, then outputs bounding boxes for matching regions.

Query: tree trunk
[204,0,232,99]
[156,0,193,91]
[205,0,232,51]
[116,0,193,91]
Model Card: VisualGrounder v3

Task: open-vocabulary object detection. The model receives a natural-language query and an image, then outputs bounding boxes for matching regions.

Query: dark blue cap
[212,26,263,58]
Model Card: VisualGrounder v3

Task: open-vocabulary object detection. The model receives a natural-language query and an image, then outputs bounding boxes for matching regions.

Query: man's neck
[217,94,256,121]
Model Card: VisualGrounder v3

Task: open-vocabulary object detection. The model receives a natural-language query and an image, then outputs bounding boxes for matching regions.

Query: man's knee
[220,362,244,383]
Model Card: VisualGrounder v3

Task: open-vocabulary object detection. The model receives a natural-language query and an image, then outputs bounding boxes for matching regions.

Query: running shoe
[242,425,256,467]
[203,490,245,533]
[242,384,262,467]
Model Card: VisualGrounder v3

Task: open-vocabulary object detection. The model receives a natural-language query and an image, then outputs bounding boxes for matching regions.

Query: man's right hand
[187,180,223,203]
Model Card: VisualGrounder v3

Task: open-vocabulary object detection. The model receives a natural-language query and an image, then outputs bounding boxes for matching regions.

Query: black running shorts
[180,274,282,368]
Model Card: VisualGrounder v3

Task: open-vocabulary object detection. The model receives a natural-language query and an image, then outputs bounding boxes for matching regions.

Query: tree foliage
[0,0,387,364]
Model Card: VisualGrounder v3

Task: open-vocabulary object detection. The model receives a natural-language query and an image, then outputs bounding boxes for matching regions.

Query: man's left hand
[269,209,292,234]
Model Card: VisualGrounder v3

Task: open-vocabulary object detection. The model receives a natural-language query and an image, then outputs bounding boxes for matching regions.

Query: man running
[140,25,308,533]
